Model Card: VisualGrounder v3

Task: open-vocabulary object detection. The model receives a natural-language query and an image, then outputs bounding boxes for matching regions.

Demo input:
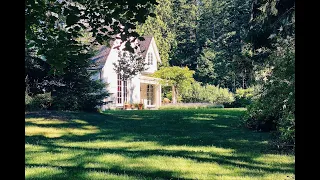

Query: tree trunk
[172,85,177,104]
[242,74,245,89]
[243,69,247,89]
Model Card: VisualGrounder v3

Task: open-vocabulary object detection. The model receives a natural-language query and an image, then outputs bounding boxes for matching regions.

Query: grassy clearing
[25,109,294,179]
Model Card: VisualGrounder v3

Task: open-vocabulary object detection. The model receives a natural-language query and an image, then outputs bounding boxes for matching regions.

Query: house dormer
[138,36,161,74]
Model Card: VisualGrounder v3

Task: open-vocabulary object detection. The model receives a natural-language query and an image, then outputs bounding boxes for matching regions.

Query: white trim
[150,37,161,64]
[140,75,161,85]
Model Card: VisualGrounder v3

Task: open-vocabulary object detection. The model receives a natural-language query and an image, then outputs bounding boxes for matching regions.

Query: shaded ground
[25,109,295,179]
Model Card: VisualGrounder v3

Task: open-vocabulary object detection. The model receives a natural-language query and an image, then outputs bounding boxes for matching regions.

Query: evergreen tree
[170,0,198,69]
[136,0,176,67]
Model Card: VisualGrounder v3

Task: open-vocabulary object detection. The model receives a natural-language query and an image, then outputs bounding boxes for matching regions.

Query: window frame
[147,52,153,65]
[117,74,122,104]
[147,84,154,105]
[117,74,128,105]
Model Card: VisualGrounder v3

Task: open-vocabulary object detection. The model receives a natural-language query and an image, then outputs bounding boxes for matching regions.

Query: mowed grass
[25,109,295,180]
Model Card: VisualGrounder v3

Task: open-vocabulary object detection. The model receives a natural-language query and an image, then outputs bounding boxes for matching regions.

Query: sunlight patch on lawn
[26,149,82,167]
[25,166,65,179]
[56,140,159,149]
[195,114,219,118]
[183,116,215,121]
[91,154,249,179]
[80,171,136,180]
[55,140,235,154]
[72,119,89,124]
[253,154,295,165]
[25,126,99,138]
[227,139,268,145]
[26,118,68,125]
[25,144,47,152]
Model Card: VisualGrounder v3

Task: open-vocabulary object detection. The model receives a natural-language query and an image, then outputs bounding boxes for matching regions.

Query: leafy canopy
[113,51,147,81]
[25,0,158,73]
[152,66,194,88]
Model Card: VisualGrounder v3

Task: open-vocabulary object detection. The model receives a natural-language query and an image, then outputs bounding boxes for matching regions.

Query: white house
[89,36,162,110]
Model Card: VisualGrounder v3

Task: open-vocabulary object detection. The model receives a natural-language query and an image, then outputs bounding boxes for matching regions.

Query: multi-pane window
[147,84,153,105]
[117,74,122,104]
[123,80,128,103]
[117,74,128,104]
[148,52,153,65]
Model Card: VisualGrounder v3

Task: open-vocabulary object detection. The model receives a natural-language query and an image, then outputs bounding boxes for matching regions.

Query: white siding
[143,43,157,73]
[101,41,119,109]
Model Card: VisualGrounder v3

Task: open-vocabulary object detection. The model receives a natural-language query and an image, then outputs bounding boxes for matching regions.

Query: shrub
[25,92,33,105]
[225,87,255,108]
[181,81,205,103]
[25,92,52,111]
[159,103,224,110]
[51,80,108,112]
[203,84,234,105]
[244,36,295,150]
[181,82,235,105]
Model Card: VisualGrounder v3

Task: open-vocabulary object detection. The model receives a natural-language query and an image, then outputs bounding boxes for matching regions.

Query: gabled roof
[89,41,114,70]
[138,36,153,59]
[89,36,155,70]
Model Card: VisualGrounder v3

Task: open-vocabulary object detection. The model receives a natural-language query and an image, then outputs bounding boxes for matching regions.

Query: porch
[139,75,161,109]
[112,75,161,110]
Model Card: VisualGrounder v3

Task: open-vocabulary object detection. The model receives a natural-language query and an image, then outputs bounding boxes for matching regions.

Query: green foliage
[113,51,147,81]
[181,81,204,103]
[247,0,295,49]
[245,36,295,148]
[242,0,295,150]
[181,82,235,105]
[153,66,194,87]
[195,46,216,84]
[25,0,158,72]
[153,66,194,103]
[25,91,33,106]
[136,0,176,66]
[225,87,255,108]
[159,103,224,110]
[25,93,52,111]
[26,38,109,112]
[25,44,109,112]
[51,67,109,112]
[203,84,235,105]
[194,0,253,91]
[235,88,255,99]
[170,0,198,69]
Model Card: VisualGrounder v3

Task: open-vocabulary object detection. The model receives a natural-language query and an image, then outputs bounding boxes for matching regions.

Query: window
[123,80,128,103]
[147,84,153,105]
[117,74,128,104]
[117,74,122,104]
[148,52,153,65]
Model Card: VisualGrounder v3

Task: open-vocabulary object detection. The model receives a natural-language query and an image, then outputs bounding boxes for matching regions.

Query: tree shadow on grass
[26,110,269,151]
[26,140,294,175]
[25,110,294,179]
[25,163,194,180]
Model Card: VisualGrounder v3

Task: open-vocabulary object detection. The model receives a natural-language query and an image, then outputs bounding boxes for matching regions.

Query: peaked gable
[90,36,160,69]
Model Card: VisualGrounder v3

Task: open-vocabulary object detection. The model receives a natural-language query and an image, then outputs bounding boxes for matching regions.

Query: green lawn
[25,109,294,180]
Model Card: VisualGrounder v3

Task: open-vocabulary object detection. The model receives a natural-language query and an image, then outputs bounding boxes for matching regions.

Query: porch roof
[140,75,161,85]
